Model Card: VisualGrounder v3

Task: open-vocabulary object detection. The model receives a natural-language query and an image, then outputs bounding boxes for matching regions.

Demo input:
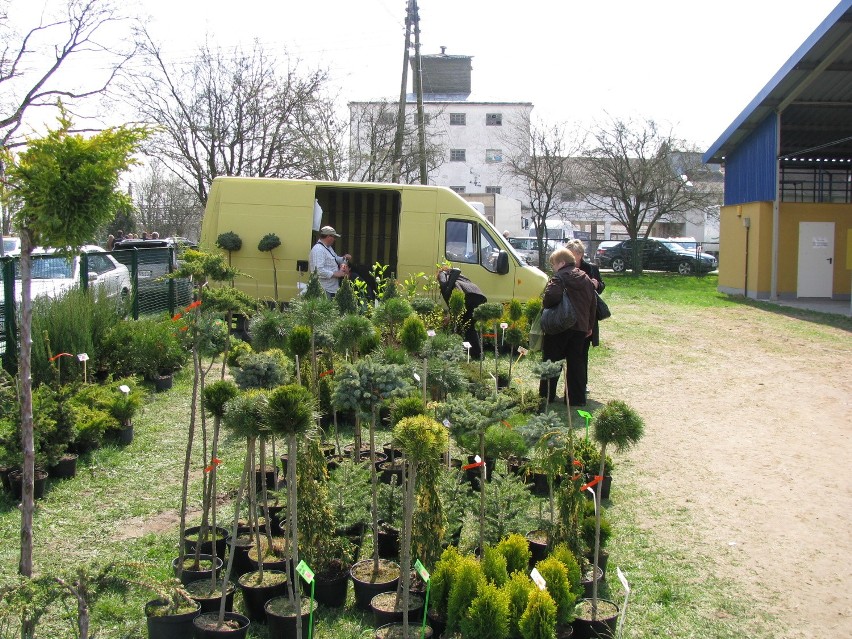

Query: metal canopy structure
[704,0,852,166]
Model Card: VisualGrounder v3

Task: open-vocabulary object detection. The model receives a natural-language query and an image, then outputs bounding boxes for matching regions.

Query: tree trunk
[288,432,302,639]
[371,406,380,574]
[18,231,34,577]
[220,448,250,624]
[591,442,608,619]
[177,346,201,578]
[400,463,416,634]
[479,431,486,553]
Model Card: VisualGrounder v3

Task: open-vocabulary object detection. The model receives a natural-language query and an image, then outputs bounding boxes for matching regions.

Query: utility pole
[412,0,428,184]
[391,0,414,183]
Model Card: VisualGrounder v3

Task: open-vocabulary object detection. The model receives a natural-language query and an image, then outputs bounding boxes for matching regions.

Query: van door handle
[827,257,833,264]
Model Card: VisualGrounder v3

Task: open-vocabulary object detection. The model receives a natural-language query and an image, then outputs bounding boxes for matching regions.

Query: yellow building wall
[718,202,773,297]
[718,201,852,298]
[777,202,851,296]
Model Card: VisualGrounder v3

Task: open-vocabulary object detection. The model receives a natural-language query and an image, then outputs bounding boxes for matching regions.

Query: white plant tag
[530,568,546,590]
[427,330,436,337]
[77,353,89,362]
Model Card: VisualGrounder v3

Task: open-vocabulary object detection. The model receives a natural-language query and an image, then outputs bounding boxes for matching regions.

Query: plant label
[462,341,471,349]
[77,353,89,361]
[296,560,314,584]
[517,346,528,356]
[414,559,430,582]
[427,330,436,337]
[500,322,508,329]
[413,373,421,382]
[119,385,130,395]
[442,419,451,429]
[530,567,546,590]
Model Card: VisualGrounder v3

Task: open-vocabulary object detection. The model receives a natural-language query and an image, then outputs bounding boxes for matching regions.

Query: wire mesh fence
[0,247,193,374]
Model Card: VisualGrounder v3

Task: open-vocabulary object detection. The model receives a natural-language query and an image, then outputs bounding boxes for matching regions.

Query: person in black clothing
[566,239,605,398]
[538,247,597,407]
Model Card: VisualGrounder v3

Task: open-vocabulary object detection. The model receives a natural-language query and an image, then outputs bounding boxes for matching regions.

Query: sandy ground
[595,303,852,638]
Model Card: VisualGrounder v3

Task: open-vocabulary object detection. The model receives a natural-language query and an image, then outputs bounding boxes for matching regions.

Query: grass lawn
[1,273,848,637]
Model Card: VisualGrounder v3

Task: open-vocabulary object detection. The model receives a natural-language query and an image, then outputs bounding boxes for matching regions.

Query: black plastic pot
[373,622,433,639]
[173,554,223,586]
[309,561,350,608]
[230,535,255,578]
[237,570,288,622]
[370,591,424,628]
[153,372,173,392]
[526,530,549,564]
[117,425,134,445]
[145,599,200,639]
[580,565,604,599]
[377,524,400,560]
[192,611,250,638]
[265,596,317,639]
[255,465,278,492]
[350,559,400,610]
[585,550,609,582]
[48,454,78,479]
[8,468,48,500]
[184,526,230,558]
[572,599,619,639]
[184,579,236,614]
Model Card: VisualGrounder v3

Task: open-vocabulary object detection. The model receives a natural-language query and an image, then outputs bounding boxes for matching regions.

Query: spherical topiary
[257,233,281,253]
[524,298,542,325]
[216,231,242,252]
[593,399,645,452]
[287,326,312,360]
[203,379,239,418]
[399,314,428,355]
[267,384,315,436]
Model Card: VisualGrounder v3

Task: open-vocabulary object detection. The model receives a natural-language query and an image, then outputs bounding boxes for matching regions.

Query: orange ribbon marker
[580,475,602,492]
[204,458,222,473]
[48,352,73,362]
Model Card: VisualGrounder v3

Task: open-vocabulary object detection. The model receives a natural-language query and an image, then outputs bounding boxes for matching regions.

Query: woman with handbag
[566,239,606,398]
[538,247,597,407]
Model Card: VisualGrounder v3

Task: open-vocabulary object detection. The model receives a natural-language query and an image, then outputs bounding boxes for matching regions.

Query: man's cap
[319,225,341,237]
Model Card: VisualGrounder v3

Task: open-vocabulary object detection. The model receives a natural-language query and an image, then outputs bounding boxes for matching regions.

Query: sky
[11,0,846,150]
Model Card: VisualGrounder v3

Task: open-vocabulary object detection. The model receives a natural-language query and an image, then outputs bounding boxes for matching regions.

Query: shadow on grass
[729,295,852,332]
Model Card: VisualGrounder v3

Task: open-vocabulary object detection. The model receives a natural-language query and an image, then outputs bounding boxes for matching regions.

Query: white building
[348,51,532,222]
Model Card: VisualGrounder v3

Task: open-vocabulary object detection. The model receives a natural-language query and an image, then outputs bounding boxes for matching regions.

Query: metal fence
[1,247,193,373]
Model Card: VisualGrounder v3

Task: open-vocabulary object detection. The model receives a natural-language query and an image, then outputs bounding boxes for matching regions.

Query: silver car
[507,237,555,268]
[11,246,131,301]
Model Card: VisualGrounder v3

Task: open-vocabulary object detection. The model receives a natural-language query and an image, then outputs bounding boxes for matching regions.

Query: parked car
[507,236,555,268]
[7,246,131,301]
[594,241,621,265]
[596,238,718,274]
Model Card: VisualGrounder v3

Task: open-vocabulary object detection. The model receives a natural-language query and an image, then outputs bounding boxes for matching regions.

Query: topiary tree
[215,231,242,270]
[392,415,447,634]
[589,400,644,617]
[257,233,282,303]
[3,107,147,577]
[267,384,315,639]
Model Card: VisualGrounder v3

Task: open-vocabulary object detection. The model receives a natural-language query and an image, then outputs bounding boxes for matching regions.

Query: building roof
[704,0,852,164]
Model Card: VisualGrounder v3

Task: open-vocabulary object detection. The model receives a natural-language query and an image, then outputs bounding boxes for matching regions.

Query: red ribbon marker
[185,300,202,311]
[462,461,484,471]
[319,369,334,378]
[48,352,73,362]
[501,420,513,429]
[204,458,222,473]
[482,333,497,338]
[172,312,183,321]
[580,475,603,492]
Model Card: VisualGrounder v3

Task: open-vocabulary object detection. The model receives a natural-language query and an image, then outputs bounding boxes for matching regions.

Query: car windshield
[662,241,687,251]
[15,256,74,280]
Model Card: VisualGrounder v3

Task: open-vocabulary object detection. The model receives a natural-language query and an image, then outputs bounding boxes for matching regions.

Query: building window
[450,149,466,162]
[449,186,466,193]
[450,113,466,125]
[486,186,502,194]
[485,149,502,163]
[486,113,502,126]
[379,112,395,126]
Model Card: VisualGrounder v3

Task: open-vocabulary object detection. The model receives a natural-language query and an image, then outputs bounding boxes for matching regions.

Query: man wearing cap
[308,225,351,297]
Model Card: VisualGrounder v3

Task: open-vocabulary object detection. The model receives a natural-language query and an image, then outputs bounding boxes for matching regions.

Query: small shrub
[549,543,583,599]
[496,533,532,576]
[446,555,484,634]
[503,570,534,639]
[518,588,557,639]
[234,350,289,389]
[430,545,462,617]
[460,581,510,639]
[534,556,576,625]
[226,338,252,367]
[410,296,436,316]
[248,308,288,352]
[481,545,508,587]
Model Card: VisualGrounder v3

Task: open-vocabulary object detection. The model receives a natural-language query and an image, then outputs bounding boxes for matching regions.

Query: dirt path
[595,303,852,638]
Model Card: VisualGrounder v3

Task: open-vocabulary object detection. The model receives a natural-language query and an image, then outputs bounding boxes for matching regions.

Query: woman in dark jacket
[538,247,597,407]
[566,239,605,397]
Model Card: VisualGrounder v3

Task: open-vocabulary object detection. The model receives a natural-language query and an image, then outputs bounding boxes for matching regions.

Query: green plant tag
[296,560,314,584]
[414,559,430,582]
[577,409,592,438]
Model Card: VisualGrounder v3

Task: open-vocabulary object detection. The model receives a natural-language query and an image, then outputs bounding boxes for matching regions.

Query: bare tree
[503,115,586,266]
[129,160,204,240]
[128,33,342,206]
[348,100,445,184]
[0,0,136,233]
[579,116,715,274]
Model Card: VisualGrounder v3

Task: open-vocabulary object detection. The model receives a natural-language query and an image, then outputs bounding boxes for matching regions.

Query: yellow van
[200,177,547,303]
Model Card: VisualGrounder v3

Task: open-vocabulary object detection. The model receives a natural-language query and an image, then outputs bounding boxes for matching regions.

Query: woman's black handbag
[540,291,577,335]
[596,293,612,320]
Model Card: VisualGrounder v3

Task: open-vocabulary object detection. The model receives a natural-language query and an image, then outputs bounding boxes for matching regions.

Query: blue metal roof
[704,0,852,165]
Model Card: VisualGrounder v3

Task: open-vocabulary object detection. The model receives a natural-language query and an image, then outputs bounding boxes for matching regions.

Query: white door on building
[797,222,835,298]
